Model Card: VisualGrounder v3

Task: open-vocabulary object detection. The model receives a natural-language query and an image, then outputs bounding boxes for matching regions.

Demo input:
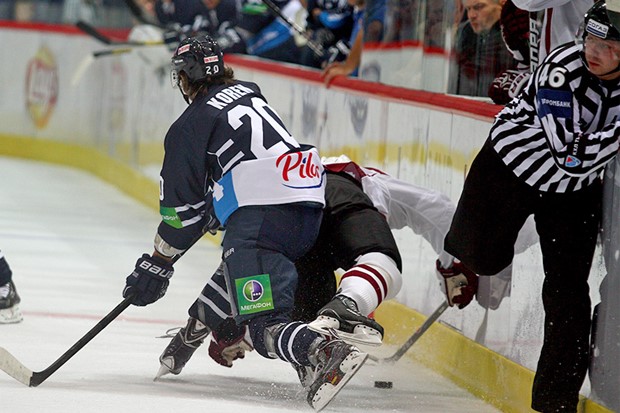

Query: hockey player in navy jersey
[445,2,620,411]
[0,249,21,324]
[214,0,302,64]
[154,156,478,387]
[122,35,366,411]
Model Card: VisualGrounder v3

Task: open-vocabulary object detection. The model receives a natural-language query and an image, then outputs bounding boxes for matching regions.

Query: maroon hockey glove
[123,254,173,306]
[500,0,530,65]
[436,259,478,309]
[208,322,253,367]
[488,68,531,104]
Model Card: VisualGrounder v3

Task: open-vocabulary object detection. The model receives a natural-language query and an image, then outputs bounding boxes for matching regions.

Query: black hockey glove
[123,254,174,306]
[323,39,351,66]
[313,28,336,48]
[436,259,478,309]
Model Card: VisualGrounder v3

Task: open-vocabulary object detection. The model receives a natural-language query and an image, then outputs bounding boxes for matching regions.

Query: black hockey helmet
[607,0,620,33]
[170,35,225,89]
[580,1,620,42]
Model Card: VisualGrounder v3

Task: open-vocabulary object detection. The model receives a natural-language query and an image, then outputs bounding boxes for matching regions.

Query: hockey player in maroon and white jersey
[489,0,593,104]
[514,0,593,68]
[122,34,369,411]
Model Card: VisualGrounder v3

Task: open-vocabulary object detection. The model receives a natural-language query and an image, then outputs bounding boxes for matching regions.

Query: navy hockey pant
[221,203,322,358]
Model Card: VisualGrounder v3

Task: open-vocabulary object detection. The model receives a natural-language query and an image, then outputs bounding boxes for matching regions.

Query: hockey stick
[370,301,449,364]
[122,0,162,27]
[0,295,134,387]
[0,242,198,386]
[76,21,163,46]
[260,0,324,57]
[70,48,135,87]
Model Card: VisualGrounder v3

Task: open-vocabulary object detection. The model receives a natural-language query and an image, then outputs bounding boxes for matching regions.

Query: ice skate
[155,317,210,380]
[307,295,383,346]
[0,280,23,324]
[306,339,368,411]
[293,363,315,389]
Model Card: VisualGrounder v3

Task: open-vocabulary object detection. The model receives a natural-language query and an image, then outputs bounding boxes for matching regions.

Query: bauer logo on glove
[123,253,175,306]
[436,259,479,309]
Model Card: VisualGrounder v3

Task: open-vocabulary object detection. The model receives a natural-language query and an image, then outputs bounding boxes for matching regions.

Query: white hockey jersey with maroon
[513,0,593,70]
[322,155,456,268]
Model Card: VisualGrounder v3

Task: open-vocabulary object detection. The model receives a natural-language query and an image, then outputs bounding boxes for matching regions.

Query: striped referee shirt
[490,42,620,192]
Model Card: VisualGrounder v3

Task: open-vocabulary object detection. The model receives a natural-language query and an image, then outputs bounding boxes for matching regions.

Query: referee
[445,2,620,412]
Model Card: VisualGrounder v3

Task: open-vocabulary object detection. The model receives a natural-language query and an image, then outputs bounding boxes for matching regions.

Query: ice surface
[0,157,501,413]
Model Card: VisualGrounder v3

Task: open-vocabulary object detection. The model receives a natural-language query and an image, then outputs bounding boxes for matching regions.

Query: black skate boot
[0,280,22,324]
[293,363,315,389]
[306,338,368,411]
[155,317,210,380]
[307,295,384,346]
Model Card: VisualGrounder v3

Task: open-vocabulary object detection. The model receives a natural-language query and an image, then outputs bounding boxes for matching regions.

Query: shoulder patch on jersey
[537,62,568,89]
[537,88,573,119]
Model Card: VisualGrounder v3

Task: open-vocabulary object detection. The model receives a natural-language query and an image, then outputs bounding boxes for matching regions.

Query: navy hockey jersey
[157,80,324,251]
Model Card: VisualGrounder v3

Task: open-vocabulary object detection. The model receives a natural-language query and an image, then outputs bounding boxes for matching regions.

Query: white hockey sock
[338,252,402,316]
[338,272,379,316]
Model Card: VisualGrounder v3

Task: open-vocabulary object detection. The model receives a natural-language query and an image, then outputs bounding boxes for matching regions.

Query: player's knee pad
[353,252,403,300]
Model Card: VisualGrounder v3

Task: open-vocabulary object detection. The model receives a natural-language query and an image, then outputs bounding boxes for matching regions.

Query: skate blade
[307,318,383,347]
[153,363,173,381]
[310,351,368,411]
[0,304,23,324]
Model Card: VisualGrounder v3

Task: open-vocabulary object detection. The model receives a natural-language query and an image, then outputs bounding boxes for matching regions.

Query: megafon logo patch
[235,274,274,315]
[25,46,58,129]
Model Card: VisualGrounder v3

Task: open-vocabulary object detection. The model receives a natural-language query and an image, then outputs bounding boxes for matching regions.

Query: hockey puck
[374,380,393,389]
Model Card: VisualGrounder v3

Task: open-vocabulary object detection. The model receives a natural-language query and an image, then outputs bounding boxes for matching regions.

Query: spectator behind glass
[383,0,422,42]
[200,0,238,38]
[301,0,354,68]
[214,0,303,64]
[449,0,516,98]
[363,0,385,42]
[321,0,366,83]
[155,0,207,27]
[0,0,15,19]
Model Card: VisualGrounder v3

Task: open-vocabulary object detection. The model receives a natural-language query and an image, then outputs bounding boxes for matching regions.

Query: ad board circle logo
[25,45,59,129]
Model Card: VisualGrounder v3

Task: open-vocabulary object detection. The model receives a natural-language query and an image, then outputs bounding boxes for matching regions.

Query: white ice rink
[0,157,502,413]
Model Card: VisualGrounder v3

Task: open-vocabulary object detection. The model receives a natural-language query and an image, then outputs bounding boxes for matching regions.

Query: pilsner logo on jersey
[276,151,321,186]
